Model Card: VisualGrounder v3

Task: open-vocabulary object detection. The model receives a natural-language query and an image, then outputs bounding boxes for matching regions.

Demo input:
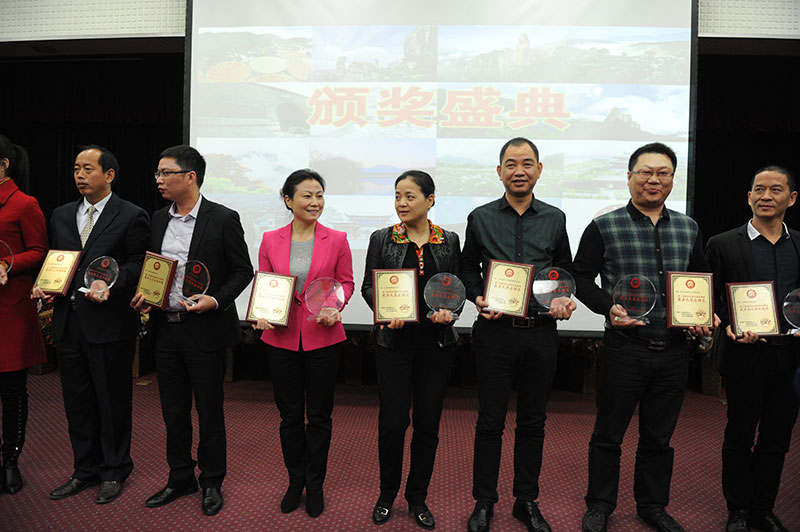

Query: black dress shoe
[726,509,750,532]
[372,500,392,525]
[512,499,552,532]
[281,483,304,513]
[751,512,788,532]
[582,508,609,532]
[3,459,23,494]
[467,501,493,532]
[639,508,686,532]
[409,502,435,529]
[202,487,223,516]
[306,488,324,518]
[96,480,124,504]
[145,482,199,508]
[50,477,99,500]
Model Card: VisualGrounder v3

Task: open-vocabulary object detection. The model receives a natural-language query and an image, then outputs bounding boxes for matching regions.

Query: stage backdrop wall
[188,0,695,330]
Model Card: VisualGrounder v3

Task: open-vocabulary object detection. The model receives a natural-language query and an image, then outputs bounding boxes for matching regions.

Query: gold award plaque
[667,271,714,328]
[483,260,534,318]
[373,269,418,324]
[136,252,177,310]
[726,281,780,337]
[34,250,82,296]
[245,271,297,327]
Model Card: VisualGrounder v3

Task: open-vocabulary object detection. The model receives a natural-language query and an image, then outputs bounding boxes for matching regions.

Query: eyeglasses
[631,169,674,180]
[154,170,188,181]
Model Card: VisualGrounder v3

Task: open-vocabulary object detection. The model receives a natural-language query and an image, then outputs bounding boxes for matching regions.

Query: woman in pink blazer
[253,169,354,518]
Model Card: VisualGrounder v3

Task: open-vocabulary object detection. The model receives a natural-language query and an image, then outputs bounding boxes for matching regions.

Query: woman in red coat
[0,135,48,494]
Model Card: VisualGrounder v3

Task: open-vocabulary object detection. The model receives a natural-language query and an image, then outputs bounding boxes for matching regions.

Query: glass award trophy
[532,267,575,315]
[0,240,13,285]
[305,277,346,321]
[782,288,800,334]
[181,260,210,306]
[612,274,656,324]
[423,272,466,319]
[78,256,119,298]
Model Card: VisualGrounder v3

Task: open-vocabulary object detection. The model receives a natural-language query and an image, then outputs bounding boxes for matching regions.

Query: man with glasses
[573,143,716,532]
[131,145,252,516]
[37,145,149,505]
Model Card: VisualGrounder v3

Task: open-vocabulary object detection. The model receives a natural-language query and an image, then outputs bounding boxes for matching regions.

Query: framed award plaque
[34,250,82,296]
[666,271,714,328]
[245,271,297,327]
[726,281,780,337]
[482,259,533,318]
[372,268,418,324]
[136,252,178,310]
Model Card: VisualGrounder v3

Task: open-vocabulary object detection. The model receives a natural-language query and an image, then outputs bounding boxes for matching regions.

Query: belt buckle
[648,339,667,351]
[512,317,531,328]
[166,312,182,323]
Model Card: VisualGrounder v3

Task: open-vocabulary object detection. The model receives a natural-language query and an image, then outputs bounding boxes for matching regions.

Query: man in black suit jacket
[34,145,149,504]
[131,145,253,516]
[706,165,800,532]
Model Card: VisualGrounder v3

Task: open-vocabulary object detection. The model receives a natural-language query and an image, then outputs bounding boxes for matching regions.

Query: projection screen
[188,0,695,332]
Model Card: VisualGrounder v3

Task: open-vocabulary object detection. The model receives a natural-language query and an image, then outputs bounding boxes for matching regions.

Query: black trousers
[471,318,558,503]
[267,342,341,491]
[57,310,134,482]
[585,331,689,515]
[722,343,799,514]
[154,318,226,489]
[375,343,453,505]
[0,369,28,459]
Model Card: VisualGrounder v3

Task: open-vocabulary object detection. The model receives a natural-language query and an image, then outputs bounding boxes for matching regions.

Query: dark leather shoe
[372,500,392,525]
[467,501,493,532]
[145,482,199,508]
[202,487,223,516]
[639,508,686,532]
[96,480,124,504]
[50,477,99,500]
[280,483,303,513]
[306,488,324,518]
[512,499,552,532]
[751,512,788,532]
[582,508,609,532]
[726,510,750,532]
[3,460,23,494]
[409,502,435,529]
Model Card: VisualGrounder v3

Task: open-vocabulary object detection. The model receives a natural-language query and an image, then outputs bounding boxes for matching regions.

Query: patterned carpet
[0,372,798,531]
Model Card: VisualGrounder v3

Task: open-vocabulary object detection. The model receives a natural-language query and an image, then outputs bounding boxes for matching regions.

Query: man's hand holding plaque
[533,266,577,320]
[246,271,297,328]
[482,260,533,318]
[133,252,178,311]
[33,250,82,296]
[726,281,780,339]
[78,255,119,302]
[611,274,656,327]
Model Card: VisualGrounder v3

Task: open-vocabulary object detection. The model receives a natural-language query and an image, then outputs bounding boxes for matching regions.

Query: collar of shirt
[747,219,789,241]
[81,191,113,217]
[625,199,671,222]
[498,193,538,215]
[391,219,445,245]
[168,195,203,221]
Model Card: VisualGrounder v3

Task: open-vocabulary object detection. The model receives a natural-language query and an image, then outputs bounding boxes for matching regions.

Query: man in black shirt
[462,137,575,532]
[706,166,800,532]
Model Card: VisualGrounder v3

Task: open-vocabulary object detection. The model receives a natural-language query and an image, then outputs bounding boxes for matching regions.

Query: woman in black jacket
[362,170,462,529]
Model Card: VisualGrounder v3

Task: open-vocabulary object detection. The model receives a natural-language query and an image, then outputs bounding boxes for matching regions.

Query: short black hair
[280,169,326,211]
[79,144,120,180]
[0,134,30,191]
[750,165,796,192]
[628,142,677,172]
[395,170,435,207]
[499,137,539,164]
[159,145,206,187]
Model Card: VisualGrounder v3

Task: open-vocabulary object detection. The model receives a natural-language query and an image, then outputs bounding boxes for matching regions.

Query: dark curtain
[694,54,800,240]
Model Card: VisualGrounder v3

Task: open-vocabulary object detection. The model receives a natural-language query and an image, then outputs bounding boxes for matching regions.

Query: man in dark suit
[706,165,800,532]
[34,145,149,504]
[131,145,253,516]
